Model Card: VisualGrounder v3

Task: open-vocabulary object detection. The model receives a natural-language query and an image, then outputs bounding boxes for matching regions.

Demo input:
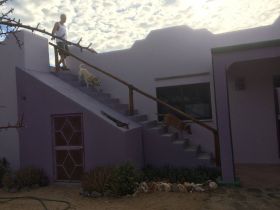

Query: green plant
[141,165,221,183]
[107,162,140,196]
[15,167,49,189]
[0,158,10,187]
[2,173,16,190]
[81,166,114,195]
[2,166,49,191]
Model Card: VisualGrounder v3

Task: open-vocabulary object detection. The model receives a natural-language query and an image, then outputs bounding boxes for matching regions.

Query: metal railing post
[128,85,134,115]
[54,45,59,72]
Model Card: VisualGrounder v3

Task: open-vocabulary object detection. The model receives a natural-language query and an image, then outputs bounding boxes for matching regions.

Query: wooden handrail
[50,42,221,166]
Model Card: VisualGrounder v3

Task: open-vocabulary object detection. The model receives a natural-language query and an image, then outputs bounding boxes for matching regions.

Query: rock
[148,182,159,192]
[155,182,161,192]
[177,184,187,193]
[138,182,149,193]
[184,182,194,192]
[171,183,179,192]
[159,182,171,192]
[194,185,205,192]
[209,181,218,190]
[91,191,102,198]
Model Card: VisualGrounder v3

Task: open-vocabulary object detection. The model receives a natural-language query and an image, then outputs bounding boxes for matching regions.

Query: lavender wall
[67,18,280,123]
[67,27,218,156]
[228,59,280,164]
[0,30,50,169]
[65,19,280,161]
[212,46,280,182]
[16,68,143,182]
[0,32,23,169]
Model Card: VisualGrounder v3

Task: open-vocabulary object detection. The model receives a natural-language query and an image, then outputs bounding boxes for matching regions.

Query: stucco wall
[67,27,215,122]
[65,20,280,158]
[0,30,50,169]
[16,68,143,181]
[66,18,280,122]
[228,59,280,164]
[0,32,23,169]
[66,27,218,155]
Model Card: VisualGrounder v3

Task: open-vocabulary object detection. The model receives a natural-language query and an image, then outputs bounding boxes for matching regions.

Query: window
[156,83,212,121]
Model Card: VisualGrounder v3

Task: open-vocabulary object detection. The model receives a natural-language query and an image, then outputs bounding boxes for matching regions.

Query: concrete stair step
[128,114,148,122]
[197,152,212,160]
[53,72,77,81]
[99,98,119,105]
[148,126,166,134]
[161,132,178,139]
[184,145,199,152]
[107,103,138,115]
[140,120,158,128]
[172,139,187,145]
[78,86,103,94]
[65,80,82,88]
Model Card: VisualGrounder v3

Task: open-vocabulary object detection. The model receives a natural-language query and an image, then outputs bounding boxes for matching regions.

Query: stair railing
[50,42,221,166]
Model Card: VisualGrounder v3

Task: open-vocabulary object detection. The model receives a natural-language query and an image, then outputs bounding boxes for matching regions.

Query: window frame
[156,82,213,122]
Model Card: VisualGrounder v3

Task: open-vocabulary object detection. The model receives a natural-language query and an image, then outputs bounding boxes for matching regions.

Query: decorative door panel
[52,114,84,181]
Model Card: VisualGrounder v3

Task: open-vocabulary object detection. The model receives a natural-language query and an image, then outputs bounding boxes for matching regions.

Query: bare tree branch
[0,0,97,53]
[0,0,9,6]
[0,113,24,130]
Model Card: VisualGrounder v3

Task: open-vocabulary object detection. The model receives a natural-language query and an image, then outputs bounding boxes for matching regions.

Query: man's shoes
[62,66,70,71]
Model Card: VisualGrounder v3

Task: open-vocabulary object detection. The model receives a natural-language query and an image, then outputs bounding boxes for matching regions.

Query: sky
[3,0,280,53]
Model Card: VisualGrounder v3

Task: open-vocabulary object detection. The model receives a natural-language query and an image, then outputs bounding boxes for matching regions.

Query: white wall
[228,62,280,164]
[0,30,49,169]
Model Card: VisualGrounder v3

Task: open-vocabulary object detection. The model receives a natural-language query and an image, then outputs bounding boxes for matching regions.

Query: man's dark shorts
[57,42,69,57]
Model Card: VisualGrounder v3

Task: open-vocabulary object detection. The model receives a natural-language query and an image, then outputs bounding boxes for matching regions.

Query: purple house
[0,19,280,184]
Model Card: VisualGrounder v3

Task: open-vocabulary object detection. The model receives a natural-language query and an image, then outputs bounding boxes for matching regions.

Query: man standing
[51,14,69,71]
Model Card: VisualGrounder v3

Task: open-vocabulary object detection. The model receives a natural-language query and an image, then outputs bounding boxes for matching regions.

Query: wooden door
[52,114,84,181]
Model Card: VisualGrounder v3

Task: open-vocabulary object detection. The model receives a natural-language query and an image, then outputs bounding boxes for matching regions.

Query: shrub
[141,165,221,183]
[15,167,49,189]
[2,167,49,191]
[0,158,10,187]
[2,173,16,190]
[107,162,140,196]
[81,166,114,195]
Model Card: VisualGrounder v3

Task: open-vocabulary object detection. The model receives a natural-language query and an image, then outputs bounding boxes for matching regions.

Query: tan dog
[158,113,192,134]
[78,64,100,88]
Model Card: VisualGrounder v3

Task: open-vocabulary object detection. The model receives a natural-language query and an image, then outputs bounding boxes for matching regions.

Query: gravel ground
[0,185,280,210]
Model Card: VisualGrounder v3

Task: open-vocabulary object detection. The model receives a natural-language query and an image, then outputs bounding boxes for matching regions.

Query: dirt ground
[0,164,279,210]
[0,185,280,210]
[235,164,280,188]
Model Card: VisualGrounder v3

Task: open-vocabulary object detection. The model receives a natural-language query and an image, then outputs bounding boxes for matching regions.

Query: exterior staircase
[51,70,214,167]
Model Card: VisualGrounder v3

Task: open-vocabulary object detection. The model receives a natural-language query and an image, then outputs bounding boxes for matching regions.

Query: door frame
[51,113,85,182]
